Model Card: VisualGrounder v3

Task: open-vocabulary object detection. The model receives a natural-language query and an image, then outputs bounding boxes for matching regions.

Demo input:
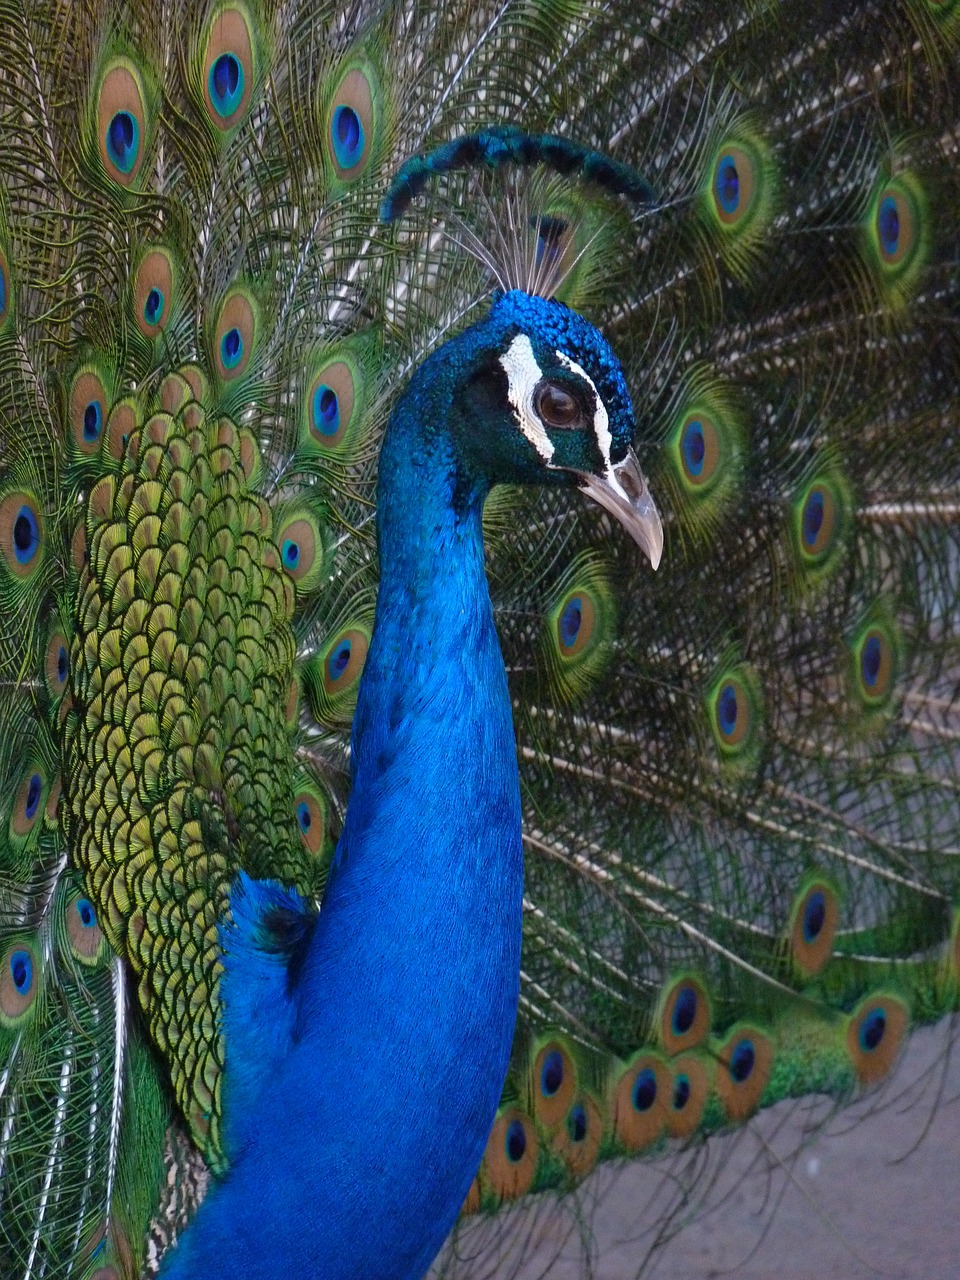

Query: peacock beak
[576,448,663,570]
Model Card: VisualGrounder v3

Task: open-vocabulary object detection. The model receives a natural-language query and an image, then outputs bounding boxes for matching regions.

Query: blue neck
[164,349,525,1279]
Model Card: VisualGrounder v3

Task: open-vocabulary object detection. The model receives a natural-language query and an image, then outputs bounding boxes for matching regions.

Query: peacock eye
[534,381,582,430]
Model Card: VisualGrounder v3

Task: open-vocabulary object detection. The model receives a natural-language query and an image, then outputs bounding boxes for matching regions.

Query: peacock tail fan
[0,0,956,1277]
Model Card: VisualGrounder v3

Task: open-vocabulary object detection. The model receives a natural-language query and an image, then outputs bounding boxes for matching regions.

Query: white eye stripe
[499,334,555,462]
[555,351,613,472]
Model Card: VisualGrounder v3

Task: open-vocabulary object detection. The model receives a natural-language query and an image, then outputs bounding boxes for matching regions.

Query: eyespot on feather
[70,369,110,455]
[0,490,44,578]
[65,890,105,963]
[612,1052,669,1152]
[293,784,327,857]
[549,1093,602,1180]
[665,1052,712,1139]
[705,132,773,242]
[791,470,851,579]
[10,767,47,840]
[0,940,39,1022]
[304,616,372,727]
[214,290,257,381]
[707,665,761,761]
[660,377,744,536]
[851,617,899,711]
[701,127,776,276]
[202,6,255,129]
[308,363,354,447]
[327,66,379,180]
[134,249,175,337]
[712,146,756,225]
[865,173,927,298]
[322,628,368,697]
[531,1039,577,1130]
[96,60,148,187]
[542,555,615,702]
[44,627,71,699]
[274,506,328,593]
[788,878,840,978]
[847,994,908,1085]
[555,590,596,658]
[481,1108,539,1202]
[658,974,711,1054]
[675,413,721,489]
[715,1025,773,1121]
[300,348,376,462]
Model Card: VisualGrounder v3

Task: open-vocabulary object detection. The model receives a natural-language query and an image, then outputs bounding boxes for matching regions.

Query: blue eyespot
[631,1067,657,1113]
[505,1118,527,1163]
[0,261,7,321]
[57,645,69,684]
[312,385,341,436]
[859,1006,886,1053]
[861,634,882,690]
[802,489,824,548]
[729,1038,755,1083]
[9,949,32,995]
[13,505,40,566]
[567,1103,587,1142]
[282,539,300,570]
[327,638,352,683]
[106,111,139,174]
[75,897,96,929]
[332,105,364,170]
[877,196,900,258]
[673,1074,691,1110]
[24,773,42,822]
[559,597,582,650]
[297,801,312,833]
[715,154,740,216]
[540,1049,564,1098]
[803,890,826,943]
[672,985,697,1036]
[220,327,243,370]
[682,420,706,477]
[209,52,243,118]
[83,400,103,444]
[717,683,739,738]
[144,287,165,327]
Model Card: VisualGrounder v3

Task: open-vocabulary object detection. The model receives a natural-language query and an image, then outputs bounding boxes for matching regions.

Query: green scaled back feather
[0,1,957,1278]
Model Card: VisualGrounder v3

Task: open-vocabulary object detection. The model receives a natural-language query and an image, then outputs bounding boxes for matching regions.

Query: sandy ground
[437,1024,960,1280]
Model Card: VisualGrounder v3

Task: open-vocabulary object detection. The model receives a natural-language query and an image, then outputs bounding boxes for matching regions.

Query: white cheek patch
[499,334,555,463]
[556,350,613,473]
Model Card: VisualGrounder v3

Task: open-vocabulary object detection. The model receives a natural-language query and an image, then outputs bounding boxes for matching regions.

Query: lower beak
[576,448,663,570]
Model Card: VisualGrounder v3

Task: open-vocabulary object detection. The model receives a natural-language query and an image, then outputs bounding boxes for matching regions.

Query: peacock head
[451,289,663,569]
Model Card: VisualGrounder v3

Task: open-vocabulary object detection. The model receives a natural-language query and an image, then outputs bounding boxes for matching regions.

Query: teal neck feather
[164,328,524,1278]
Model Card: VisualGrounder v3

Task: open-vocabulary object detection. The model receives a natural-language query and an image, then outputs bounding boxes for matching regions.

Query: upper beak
[575,448,663,570]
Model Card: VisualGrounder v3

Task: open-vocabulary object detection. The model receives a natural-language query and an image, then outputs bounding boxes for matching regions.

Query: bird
[0,1,957,1279]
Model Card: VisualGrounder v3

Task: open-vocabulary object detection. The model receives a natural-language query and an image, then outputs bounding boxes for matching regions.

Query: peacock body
[0,1,958,1277]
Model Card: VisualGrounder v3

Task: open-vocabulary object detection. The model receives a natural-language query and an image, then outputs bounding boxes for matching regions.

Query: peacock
[0,1,958,1277]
